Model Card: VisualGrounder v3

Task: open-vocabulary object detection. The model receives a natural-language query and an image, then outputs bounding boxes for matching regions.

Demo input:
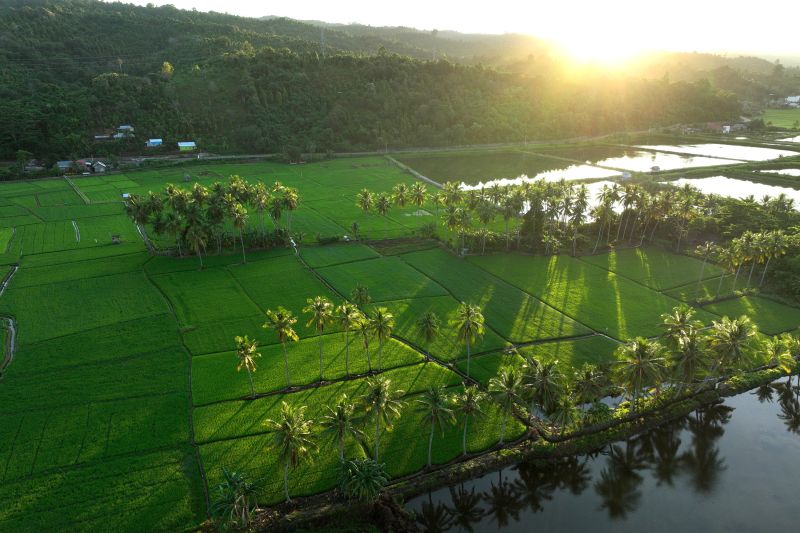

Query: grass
[192,335,423,405]
[580,247,724,291]
[703,296,800,335]
[469,252,717,340]
[299,243,380,268]
[762,108,800,129]
[403,248,593,343]
[317,256,449,302]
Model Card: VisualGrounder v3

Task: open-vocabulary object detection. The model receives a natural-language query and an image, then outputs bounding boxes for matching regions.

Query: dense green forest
[0,0,784,163]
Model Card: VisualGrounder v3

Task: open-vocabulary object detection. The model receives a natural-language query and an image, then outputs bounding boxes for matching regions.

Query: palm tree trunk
[716,272,726,298]
[197,249,203,270]
[695,258,707,300]
[732,264,742,292]
[282,342,291,387]
[175,236,182,257]
[365,343,372,372]
[747,259,757,287]
[462,418,469,456]
[759,256,772,287]
[593,221,604,253]
[466,339,471,378]
[339,440,344,461]
[247,369,254,398]
[572,227,578,257]
[615,213,624,242]
[318,332,324,382]
[378,340,383,371]
[428,421,435,467]
[344,329,350,376]
[283,462,290,502]
[499,413,507,444]
[375,414,381,461]
[240,229,247,264]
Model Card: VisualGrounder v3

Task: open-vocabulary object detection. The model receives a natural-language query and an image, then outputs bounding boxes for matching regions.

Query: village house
[177,141,197,151]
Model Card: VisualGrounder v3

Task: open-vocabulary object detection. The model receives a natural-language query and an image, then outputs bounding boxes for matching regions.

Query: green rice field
[0,156,798,532]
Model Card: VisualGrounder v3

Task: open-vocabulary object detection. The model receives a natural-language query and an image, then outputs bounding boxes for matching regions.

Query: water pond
[408,378,800,532]
[637,143,797,161]
[667,176,800,208]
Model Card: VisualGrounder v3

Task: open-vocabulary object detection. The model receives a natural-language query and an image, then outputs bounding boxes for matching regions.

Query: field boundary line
[385,155,443,188]
[63,176,91,204]
[140,265,211,512]
[71,220,80,243]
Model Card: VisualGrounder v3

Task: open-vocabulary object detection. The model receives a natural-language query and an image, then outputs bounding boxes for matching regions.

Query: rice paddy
[1,155,798,532]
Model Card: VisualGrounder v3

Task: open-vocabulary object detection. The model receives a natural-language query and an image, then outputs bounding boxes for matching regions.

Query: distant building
[114,124,135,139]
[177,141,197,152]
[118,124,135,132]
[146,138,163,148]
[56,161,72,171]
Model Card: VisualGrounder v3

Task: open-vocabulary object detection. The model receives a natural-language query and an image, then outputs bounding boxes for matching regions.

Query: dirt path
[0,266,19,377]
[64,176,91,204]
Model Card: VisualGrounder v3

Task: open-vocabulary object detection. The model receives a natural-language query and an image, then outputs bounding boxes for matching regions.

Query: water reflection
[636,143,796,161]
[667,176,800,210]
[409,378,800,531]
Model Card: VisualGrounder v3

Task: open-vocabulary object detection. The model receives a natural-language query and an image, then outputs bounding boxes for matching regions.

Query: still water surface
[408,379,800,532]
[668,176,800,208]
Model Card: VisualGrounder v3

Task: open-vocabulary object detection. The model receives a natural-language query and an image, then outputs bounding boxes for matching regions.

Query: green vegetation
[704,296,800,335]
[762,108,800,129]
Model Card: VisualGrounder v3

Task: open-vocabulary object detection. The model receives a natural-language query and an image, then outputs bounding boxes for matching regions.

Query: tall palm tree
[716,246,737,298]
[416,311,440,357]
[570,185,589,256]
[417,385,455,467]
[351,285,371,307]
[357,189,373,214]
[303,296,334,382]
[252,182,270,241]
[264,307,299,387]
[489,366,524,444]
[453,385,487,456]
[185,222,208,269]
[615,338,666,410]
[573,363,604,412]
[336,302,361,376]
[660,304,703,347]
[393,183,409,207]
[709,316,756,374]
[230,202,248,263]
[410,182,427,207]
[282,187,299,233]
[549,396,578,436]
[376,193,391,217]
[671,329,708,395]
[363,376,405,461]
[321,394,364,461]
[760,230,788,287]
[265,402,316,502]
[370,307,394,371]
[454,302,485,378]
[164,211,184,257]
[234,335,260,398]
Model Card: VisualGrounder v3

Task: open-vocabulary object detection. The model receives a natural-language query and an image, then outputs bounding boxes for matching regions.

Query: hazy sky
[107,0,795,60]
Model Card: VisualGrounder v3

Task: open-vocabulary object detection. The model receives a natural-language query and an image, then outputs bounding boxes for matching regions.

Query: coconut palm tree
[549,396,578,436]
[708,316,756,374]
[527,358,565,419]
[351,285,371,307]
[265,402,316,502]
[660,305,703,346]
[185,222,208,269]
[264,307,299,388]
[282,187,299,233]
[418,385,455,467]
[337,458,389,502]
[252,182,270,242]
[615,338,666,410]
[416,311,441,357]
[760,230,788,287]
[376,193,391,217]
[716,246,737,298]
[230,202,248,263]
[164,211,184,256]
[303,296,334,381]
[392,183,409,207]
[336,302,361,376]
[410,182,427,207]
[234,335,260,398]
[454,302,484,378]
[671,329,708,395]
[357,189,373,214]
[453,385,487,456]
[363,375,405,462]
[570,185,589,256]
[369,307,394,371]
[489,366,524,444]
[321,394,364,461]
[268,195,283,230]
[573,363,604,412]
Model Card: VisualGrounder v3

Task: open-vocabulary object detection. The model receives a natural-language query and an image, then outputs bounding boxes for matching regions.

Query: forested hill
[0,0,744,163]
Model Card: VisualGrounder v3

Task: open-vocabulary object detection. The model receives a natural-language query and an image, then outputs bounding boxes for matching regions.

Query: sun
[554,33,646,67]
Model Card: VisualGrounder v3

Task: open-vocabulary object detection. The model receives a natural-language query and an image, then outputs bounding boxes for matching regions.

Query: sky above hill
[110,0,794,62]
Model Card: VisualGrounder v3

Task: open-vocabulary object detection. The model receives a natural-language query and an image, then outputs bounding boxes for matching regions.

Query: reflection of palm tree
[447,484,484,532]
[777,396,800,434]
[513,461,556,513]
[753,383,777,403]
[650,423,683,486]
[483,469,523,528]
[416,498,452,532]
[594,467,642,519]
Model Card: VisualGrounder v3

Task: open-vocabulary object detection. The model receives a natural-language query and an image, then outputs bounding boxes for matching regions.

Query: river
[408,378,800,532]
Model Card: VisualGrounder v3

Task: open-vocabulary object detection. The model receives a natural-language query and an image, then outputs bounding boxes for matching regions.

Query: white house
[786,96,800,108]
[146,138,163,148]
